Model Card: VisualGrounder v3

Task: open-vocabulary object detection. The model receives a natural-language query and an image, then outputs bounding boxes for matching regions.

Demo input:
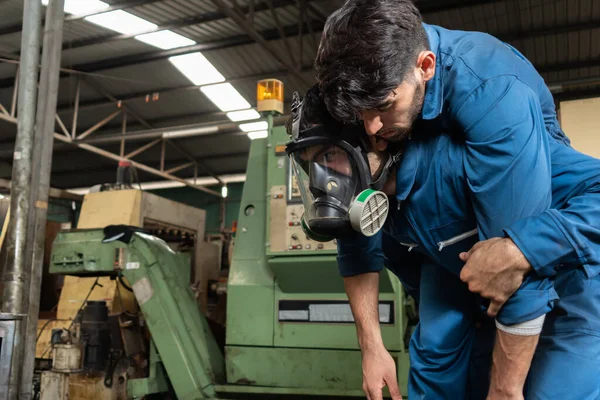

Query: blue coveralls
[337,24,600,399]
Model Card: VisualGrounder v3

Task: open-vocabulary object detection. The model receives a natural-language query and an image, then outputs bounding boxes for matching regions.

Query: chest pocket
[429,219,479,276]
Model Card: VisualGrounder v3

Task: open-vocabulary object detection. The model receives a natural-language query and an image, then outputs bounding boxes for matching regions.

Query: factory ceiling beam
[498,19,600,42]
[55,66,313,114]
[62,0,303,51]
[53,133,223,197]
[538,58,600,74]
[49,151,251,176]
[0,20,323,89]
[416,0,504,13]
[0,0,164,37]
[80,75,231,187]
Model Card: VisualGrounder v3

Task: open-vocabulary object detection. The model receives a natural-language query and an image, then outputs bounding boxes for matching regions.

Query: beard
[376,80,426,142]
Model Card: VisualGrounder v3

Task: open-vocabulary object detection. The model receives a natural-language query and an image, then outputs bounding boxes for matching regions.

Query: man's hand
[361,344,403,400]
[459,237,532,317]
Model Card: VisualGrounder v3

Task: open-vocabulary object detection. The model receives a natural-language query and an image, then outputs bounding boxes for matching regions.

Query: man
[301,0,600,398]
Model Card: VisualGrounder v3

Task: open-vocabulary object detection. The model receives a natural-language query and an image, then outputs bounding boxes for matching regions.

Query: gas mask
[285,91,402,242]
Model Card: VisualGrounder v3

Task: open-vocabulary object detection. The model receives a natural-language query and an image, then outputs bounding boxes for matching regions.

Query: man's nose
[362,111,383,136]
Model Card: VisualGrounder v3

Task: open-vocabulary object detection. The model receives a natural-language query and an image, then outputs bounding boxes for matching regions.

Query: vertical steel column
[19,0,66,397]
[0,1,42,399]
[0,0,41,320]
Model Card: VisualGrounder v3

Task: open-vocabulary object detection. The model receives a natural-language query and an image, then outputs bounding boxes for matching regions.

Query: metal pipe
[160,140,165,171]
[71,77,80,138]
[55,114,70,137]
[120,110,127,157]
[165,162,195,175]
[0,0,42,318]
[0,1,42,398]
[10,67,18,117]
[19,0,65,396]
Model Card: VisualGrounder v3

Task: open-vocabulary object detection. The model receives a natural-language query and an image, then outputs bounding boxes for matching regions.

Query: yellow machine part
[36,191,140,359]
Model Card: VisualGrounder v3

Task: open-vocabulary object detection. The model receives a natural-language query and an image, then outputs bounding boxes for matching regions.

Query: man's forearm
[489,330,539,398]
[343,272,383,351]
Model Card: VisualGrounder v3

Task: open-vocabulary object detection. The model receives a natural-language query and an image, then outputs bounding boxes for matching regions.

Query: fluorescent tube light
[43,0,109,15]
[247,130,268,140]
[240,121,268,132]
[162,126,219,139]
[200,83,251,112]
[85,10,157,34]
[227,109,261,122]
[136,30,195,50]
[169,53,225,86]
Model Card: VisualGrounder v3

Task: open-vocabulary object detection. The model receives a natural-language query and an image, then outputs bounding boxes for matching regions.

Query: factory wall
[560,97,600,158]
[150,182,245,235]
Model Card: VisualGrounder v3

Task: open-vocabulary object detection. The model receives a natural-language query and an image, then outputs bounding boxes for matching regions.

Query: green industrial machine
[48,116,413,398]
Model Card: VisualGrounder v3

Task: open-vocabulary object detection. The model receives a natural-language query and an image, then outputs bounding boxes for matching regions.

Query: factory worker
[284,1,600,398]
[287,81,600,399]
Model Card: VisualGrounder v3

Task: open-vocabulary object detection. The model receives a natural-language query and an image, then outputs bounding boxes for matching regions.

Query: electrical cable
[118,274,133,292]
[40,278,102,359]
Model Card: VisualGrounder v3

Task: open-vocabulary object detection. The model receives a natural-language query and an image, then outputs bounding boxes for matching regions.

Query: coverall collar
[421,23,444,121]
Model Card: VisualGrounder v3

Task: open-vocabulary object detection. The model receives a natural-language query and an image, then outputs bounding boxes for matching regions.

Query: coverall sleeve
[336,230,385,277]
[503,145,600,279]
[455,76,558,327]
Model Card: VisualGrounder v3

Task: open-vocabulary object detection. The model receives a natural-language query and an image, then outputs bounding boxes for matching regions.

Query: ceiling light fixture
[200,83,251,112]
[136,30,195,50]
[85,10,157,35]
[240,121,268,132]
[227,109,261,122]
[169,53,225,86]
[247,130,268,140]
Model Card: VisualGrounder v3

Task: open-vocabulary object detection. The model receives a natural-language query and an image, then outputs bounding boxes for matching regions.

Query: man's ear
[417,51,436,82]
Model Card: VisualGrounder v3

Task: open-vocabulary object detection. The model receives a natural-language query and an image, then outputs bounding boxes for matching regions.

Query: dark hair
[285,84,338,137]
[315,0,429,122]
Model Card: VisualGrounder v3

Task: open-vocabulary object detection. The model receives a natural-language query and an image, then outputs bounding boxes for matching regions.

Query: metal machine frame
[46,120,413,399]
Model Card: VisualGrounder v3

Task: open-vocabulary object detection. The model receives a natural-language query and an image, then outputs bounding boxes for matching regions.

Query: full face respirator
[285,91,402,242]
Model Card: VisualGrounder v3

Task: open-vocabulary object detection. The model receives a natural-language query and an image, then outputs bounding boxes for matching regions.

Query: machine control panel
[285,205,337,251]
[269,186,337,253]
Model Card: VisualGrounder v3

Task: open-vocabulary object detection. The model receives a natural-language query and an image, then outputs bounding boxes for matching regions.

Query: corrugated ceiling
[0,0,596,188]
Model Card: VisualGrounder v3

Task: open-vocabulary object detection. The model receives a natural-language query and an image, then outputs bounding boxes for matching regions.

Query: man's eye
[377,103,392,112]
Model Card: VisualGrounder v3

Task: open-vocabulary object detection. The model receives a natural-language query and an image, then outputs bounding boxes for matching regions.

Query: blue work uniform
[337,23,600,399]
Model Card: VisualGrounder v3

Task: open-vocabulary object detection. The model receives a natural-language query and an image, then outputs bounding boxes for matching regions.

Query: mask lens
[289,143,359,239]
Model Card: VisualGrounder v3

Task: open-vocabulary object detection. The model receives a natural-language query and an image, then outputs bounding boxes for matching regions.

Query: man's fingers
[459,260,473,283]
[368,388,384,400]
[462,240,486,260]
[385,375,403,400]
[362,384,372,400]
[487,299,503,317]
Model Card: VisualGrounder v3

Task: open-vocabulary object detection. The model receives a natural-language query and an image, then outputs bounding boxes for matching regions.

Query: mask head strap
[291,91,304,140]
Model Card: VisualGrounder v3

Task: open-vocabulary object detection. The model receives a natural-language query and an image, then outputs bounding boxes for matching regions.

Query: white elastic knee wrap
[495,314,546,336]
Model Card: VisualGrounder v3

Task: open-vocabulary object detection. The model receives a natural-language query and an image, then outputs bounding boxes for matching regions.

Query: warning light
[257,79,284,115]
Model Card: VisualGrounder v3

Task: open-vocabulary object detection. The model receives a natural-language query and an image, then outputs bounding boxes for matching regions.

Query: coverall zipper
[437,228,478,251]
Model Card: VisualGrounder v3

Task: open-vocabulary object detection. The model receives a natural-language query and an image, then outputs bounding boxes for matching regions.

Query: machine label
[132,277,154,305]
[126,262,140,270]
[278,300,394,324]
